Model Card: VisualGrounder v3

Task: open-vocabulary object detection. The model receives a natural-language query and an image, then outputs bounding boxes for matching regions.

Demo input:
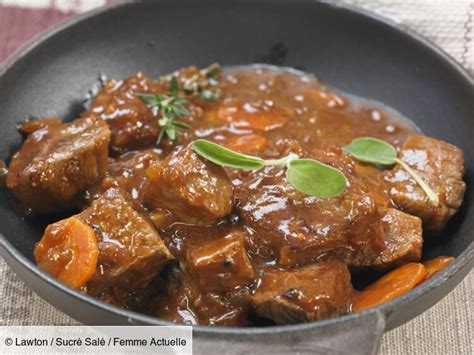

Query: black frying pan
[0,1,473,354]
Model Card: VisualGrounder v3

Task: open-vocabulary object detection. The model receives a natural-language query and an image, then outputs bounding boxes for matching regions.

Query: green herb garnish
[169,75,180,96]
[201,89,222,102]
[181,64,222,99]
[191,139,347,198]
[286,159,348,198]
[138,82,191,144]
[344,137,439,205]
[138,65,223,144]
[204,63,221,78]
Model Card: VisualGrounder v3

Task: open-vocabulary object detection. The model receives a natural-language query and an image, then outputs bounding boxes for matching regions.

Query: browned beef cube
[149,265,250,326]
[7,116,110,214]
[85,73,165,155]
[86,68,206,155]
[352,209,422,269]
[353,163,393,208]
[235,147,386,267]
[79,188,174,305]
[384,135,466,231]
[108,149,164,194]
[251,256,354,324]
[84,149,164,207]
[141,146,233,225]
[186,229,256,291]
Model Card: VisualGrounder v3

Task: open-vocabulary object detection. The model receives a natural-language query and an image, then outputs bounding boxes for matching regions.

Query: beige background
[0,1,473,354]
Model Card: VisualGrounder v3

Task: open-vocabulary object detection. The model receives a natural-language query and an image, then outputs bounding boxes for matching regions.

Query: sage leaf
[343,137,397,165]
[286,159,347,198]
[191,139,265,170]
[344,137,439,205]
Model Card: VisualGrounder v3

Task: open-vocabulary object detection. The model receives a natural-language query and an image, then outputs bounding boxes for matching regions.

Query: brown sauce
[184,65,416,153]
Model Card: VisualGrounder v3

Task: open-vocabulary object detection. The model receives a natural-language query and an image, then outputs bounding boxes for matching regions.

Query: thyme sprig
[137,87,191,144]
[138,64,222,144]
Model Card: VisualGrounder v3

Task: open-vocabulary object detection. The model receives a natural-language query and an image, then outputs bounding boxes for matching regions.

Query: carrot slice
[423,256,455,278]
[222,134,269,153]
[34,217,99,289]
[352,263,427,312]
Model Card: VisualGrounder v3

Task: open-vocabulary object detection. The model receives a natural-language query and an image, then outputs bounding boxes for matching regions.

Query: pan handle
[193,310,386,355]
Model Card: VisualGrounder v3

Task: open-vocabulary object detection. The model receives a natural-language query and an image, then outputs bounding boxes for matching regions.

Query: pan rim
[0,0,473,334]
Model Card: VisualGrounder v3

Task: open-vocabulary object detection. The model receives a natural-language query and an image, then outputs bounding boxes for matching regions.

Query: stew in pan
[4,64,464,326]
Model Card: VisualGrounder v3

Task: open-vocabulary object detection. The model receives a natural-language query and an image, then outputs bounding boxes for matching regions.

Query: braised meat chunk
[85,149,164,206]
[235,147,386,267]
[7,116,110,214]
[86,65,213,156]
[142,146,233,225]
[85,73,165,155]
[371,209,422,269]
[149,265,250,326]
[108,149,164,192]
[384,135,466,231]
[79,188,174,304]
[251,256,354,324]
[186,229,256,291]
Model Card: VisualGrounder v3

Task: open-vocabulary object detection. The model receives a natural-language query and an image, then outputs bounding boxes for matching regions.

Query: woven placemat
[0,1,473,354]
